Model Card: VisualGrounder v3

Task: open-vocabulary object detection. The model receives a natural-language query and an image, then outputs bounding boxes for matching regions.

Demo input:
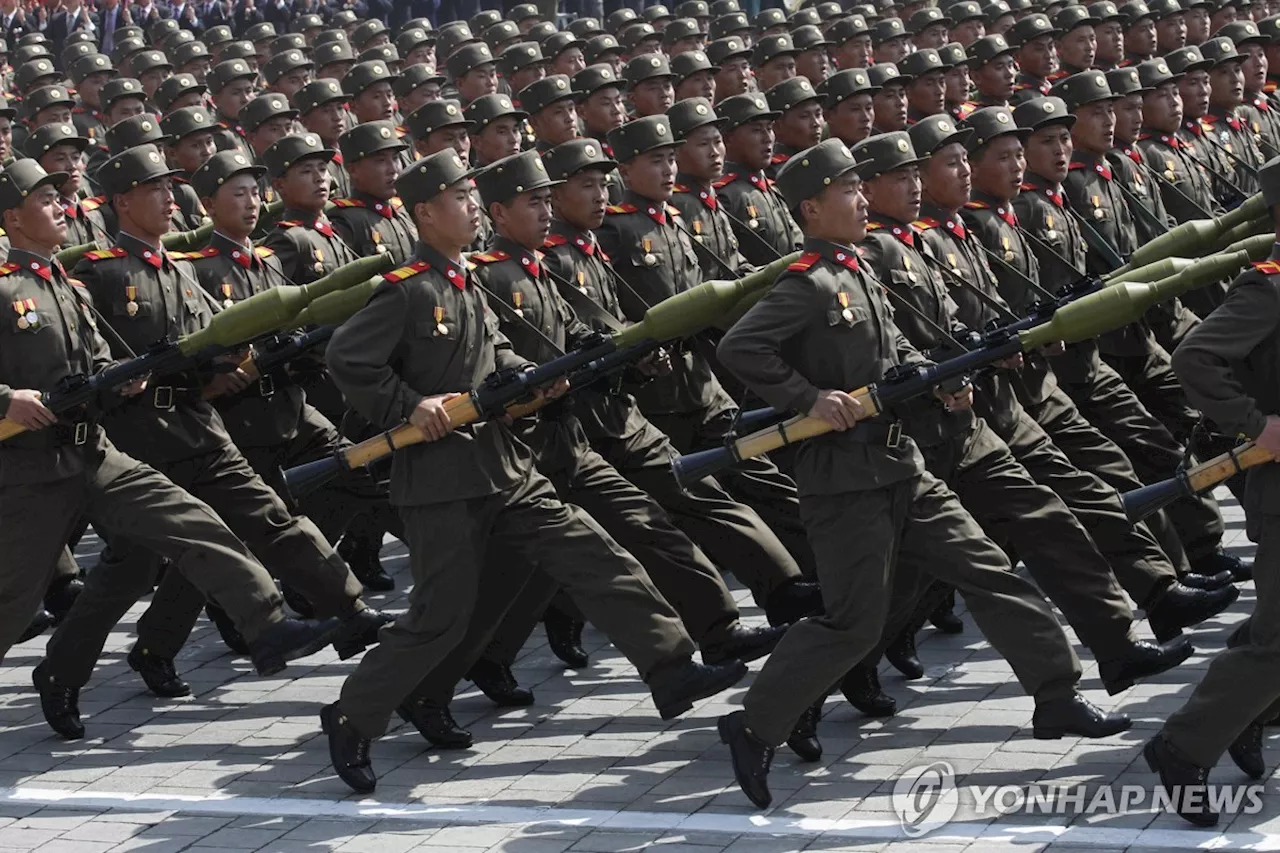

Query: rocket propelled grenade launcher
[1110,192,1266,276]
[1122,442,1275,523]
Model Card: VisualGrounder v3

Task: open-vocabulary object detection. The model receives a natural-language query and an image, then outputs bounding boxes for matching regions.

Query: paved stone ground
[0,489,1274,852]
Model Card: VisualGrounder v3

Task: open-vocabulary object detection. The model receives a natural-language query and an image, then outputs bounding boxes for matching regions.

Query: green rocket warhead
[56,242,97,267]
[161,199,288,252]
[290,277,379,327]
[1104,257,1193,285]
[1211,215,1272,253]
[1220,231,1274,260]
[1114,192,1265,275]
[711,251,803,330]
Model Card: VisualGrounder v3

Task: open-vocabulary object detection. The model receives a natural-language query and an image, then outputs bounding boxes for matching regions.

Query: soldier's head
[344,61,398,124]
[910,114,975,210]
[1138,59,1185,132]
[0,161,69,253]
[475,151,559,250]
[1220,19,1271,93]
[1052,70,1118,153]
[753,34,799,91]
[1014,96,1075,182]
[521,76,580,145]
[397,149,480,252]
[296,79,350,148]
[1167,45,1214,118]
[25,86,74,131]
[1010,15,1060,78]
[670,98,726,182]
[103,145,180,241]
[1122,2,1158,58]
[1093,3,1126,64]
[208,60,257,121]
[949,2,987,47]
[776,138,868,243]
[767,78,823,150]
[911,7,951,49]
[821,69,878,146]
[71,54,116,112]
[545,138,618,230]
[266,133,335,214]
[870,64,910,131]
[26,123,89,202]
[969,35,1018,100]
[625,55,677,116]
[709,37,751,98]
[192,151,266,241]
[940,44,972,106]
[467,95,527,166]
[672,50,718,101]
[872,18,912,63]
[851,131,924,222]
[609,116,683,201]
[1106,67,1147,144]
[450,44,500,102]
[342,121,409,198]
[396,66,447,117]
[964,105,1029,200]
[901,49,949,117]
[1056,7,1099,70]
[162,107,219,176]
[1203,36,1247,109]
[241,93,299,159]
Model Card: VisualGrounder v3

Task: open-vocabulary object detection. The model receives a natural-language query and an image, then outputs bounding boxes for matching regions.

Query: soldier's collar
[416,240,470,287]
[493,234,543,271]
[800,237,861,271]
[7,247,60,281]
[118,231,169,268]
[622,188,675,224]
[353,188,399,218]
[917,201,967,236]
[211,229,258,267]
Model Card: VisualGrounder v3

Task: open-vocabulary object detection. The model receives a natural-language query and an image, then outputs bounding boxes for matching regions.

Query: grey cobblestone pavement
[0,489,1273,852]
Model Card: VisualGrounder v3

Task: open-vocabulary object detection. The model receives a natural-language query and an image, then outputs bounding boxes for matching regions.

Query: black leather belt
[845,419,903,447]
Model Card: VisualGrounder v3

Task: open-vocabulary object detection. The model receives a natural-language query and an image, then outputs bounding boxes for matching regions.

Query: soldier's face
[920,142,971,210]
[864,164,921,223]
[582,86,627,133]
[1094,21,1124,63]
[950,19,985,47]
[1210,60,1246,109]
[1179,69,1211,117]
[509,64,547,94]
[251,116,296,157]
[618,146,678,200]
[1057,26,1097,70]
[1025,124,1072,182]
[776,100,824,148]
[351,150,402,198]
[630,77,676,116]
[42,144,84,199]
[168,91,204,112]
[1019,35,1058,77]
[278,156,330,211]
[426,126,471,159]
[14,185,67,249]
[970,134,1025,200]
[827,93,875,143]
[724,118,775,169]
[1071,100,1115,153]
[873,82,909,131]
[118,177,175,238]
[552,168,611,230]
[945,64,971,103]
[170,131,217,174]
[79,72,113,108]
[303,101,347,145]
[0,117,11,161]
[716,57,752,96]
[531,100,579,145]
[1185,7,1211,42]
[806,172,867,243]
[676,70,716,101]
[207,173,261,239]
[907,70,947,117]
[216,79,255,119]
[676,123,725,181]
[757,55,797,90]
[354,81,396,123]
[875,36,911,64]
[274,69,312,101]
[1155,13,1187,52]
[34,105,72,129]
[492,186,552,250]
[1124,17,1157,57]
[475,116,523,163]
[554,48,587,78]
[405,45,434,68]
[835,35,873,68]
[915,23,949,49]
[1113,93,1143,143]
[1142,82,1183,132]
[1242,43,1268,91]
[797,48,830,84]
[420,179,481,248]
[974,54,1017,99]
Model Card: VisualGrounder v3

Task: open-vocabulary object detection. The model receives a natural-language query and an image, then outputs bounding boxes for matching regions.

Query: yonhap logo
[892,760,960,837]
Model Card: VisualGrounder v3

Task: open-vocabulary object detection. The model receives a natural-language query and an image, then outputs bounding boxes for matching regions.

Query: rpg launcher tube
[290,278,379,328]
[55,242,97,268]
[1114,192,1265,275]
[1123,442,1273,523]
[708,251,803,330]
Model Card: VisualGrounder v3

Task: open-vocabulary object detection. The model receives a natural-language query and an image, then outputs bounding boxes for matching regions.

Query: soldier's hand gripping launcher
[1122,442,1275,523]
[280,254,802,498]
[0,253,393,441]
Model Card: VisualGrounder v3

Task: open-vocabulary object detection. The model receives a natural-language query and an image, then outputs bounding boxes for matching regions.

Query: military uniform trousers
[1163,506,1280,767]
[132,404,400,660]
[1,438,283,663]
[338,464,695,739]
[1053,360,1225,563]
[405,436,744,708]
[43,441,365,688]
[742,463,1083,746]
[479,417,807,669]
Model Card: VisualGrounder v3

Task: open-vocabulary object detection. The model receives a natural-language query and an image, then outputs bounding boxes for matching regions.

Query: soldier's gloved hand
[5,389,56,430]
[809,389,865,431]
[410,393,460,442]
[636,347,672,377]
[535,377,571,401]
[1255,415,1280,456]
[936,384,973,413]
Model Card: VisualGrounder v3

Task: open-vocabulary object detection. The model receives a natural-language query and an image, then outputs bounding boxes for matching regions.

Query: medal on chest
[903,257,918,283]
[221,282,235,308]
[1002,235,1014,262]
[313,247,325,274]
[434,305,447,336]
[642,238,656,267]
[12,297,36,329]
[125,285,139,317]
[1091,194,1104,219]
[373,230,387,254]
[512,291,525,318]
[746,204,759,229]
[838,291,852,322]
[577,270,589,295]
[1045,214,1056,241]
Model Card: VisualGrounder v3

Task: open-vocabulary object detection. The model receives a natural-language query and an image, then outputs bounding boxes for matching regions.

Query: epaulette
[254,246,275,259]
[543,234,569,248]
[606,203,637,214]
[1252,260,1280,275]
[81,195,104,212]
[167,250,203,260]
[85,247,127,261]
[712,173,737,189]
[865,220,884,230]
[330,198,364,208]
[963,200,990,210]
[277,219,301,228]
[68,277,86,288]
[913,217,940,230]
[0,262,19,276]
[471,250,510,263]
[383,260,431,282]
[769,152,788,164]
[390,196,404,208]
[673,183,691,193]
[1266,79,1278,94]
[666,203,681,217]
[787,251,821,272]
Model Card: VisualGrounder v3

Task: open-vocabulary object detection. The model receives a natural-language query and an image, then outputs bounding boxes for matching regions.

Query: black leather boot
[338,533,394,592]
[396,699,474,749]
[320,703,376,794]
[1097,636,1193,695]
[763,580,823,626]
[127,647,191,698]
[18,608,54,643]
[1144,734,1218,827]
[719,711,775,809]
[44,575,83,625]
[840,662,896,717]
[701,622,787,665]
[468,658,534,707]
[33,662,84,740]
[1228,721,1265,780]
[928,589,964,634]
[786,697,823,762]
[332,608,395,660]
[648,657,747,720]
[1032,693,1131,739]
[544,606,588,668]
[249,616,344,676]
[885,624,924,680]
[1147,582,1239,643]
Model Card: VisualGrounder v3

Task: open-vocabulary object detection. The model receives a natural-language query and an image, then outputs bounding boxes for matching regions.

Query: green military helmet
[671,49,718,82]
[1257,15,1280,43]
[106,113,165,155]
[14,58,59,93]
[23,122,89,161]
[568,17,603,38]
[342,60,398,97]
[358,44,401,66]
[61,42,99,71]
[296,14,326,35]
[69,51,113,86]
[791,24,832,53]
[1050,68,1121,109]
[219,40,258,63]
[436,25,479,61]
[465,93,528,133]
[263,49,313,85]
[572,63,625,99]
[160,105,218,144]
[607,113,684,161]
[207,59,256,93]
[907,113,975,156]
[191,149,268,200]
[625,53,677,89]
[352,19,390,50]
[240,92,299,133]
[0,159,67,214]
[717,92,781,130]
[396,148,477,208]
[295,78,350,115]
[583,34,623,66]
[818,68,880,108]
[520,74,576,116]
[447,42,496,79]
[775,138,865,208]
[678,0,712,19]
[24,84,74,119]
[398,17,434,36]
[962,104,1032,151]
[952,0,989,27]
[1217,18,1270,47]
[64,30,96,48]
[709,12,751,40]
[752,32,798,66]
[668,96,726,139]
[936,42,969,70]
[12,43,52,65]
[869,62,912,87]
[766,76,822,113]
[246,22,278,44]
[339,119,409,164]
[332,9,358,27]
[498,41,546,77]
[1164,44,1214,74]
[1055,4,1101,30]
[100,78,146,111]
[543,137,619,180]
[788,6,821,28]
[164,30,197,52]
[1105,65,1149,96]
[710,0,741,14]
[474,149,562,207]
[1012,95,1077,132]
[405,99,468,140]
[851,129,926,180]
[707,35,751,65]
[1146,0,1186,20]
[99,143,182,197]
[1117,0,1155,27]
[113,25,144,43]
[815,0,844,20]
[154,73,206,113]
[263,132,336,179]
[394,64,447,100]
[664,17,703,45]
[131,49,173,77]
[1137,57,1183,88]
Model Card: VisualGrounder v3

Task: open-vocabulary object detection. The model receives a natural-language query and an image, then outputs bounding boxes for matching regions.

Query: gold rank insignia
[1091,194,1103,218]
[747,204,759,228]
[314,247,325,273]
[642,238,656,266]
[1045,214,1056,241]
[1002,235,1014,262]
[577,270,588,294]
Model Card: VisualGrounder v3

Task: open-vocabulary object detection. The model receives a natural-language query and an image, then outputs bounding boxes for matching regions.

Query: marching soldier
[820,67,879,147]
[69,53,114,146]
[670,98,749,280]
[715,94,803,265]
[466,94,527,168]
[207,58,256,161]
[328,121,417,263]
[294,79,352,200]
[519,74,581,151]
[23,124,110,249]
[160,107,218,232]
[765,76,823,173]
[1200,34,1267,194]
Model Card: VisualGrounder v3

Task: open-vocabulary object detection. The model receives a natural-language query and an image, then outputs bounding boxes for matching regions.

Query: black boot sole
[656,661,748,720]
[252,619,345,677]
[1100,640,1195,696]
[718,715,773,809]
[1033,715,1132,740]
[320,705,377,794]
[1143,738,1220,827]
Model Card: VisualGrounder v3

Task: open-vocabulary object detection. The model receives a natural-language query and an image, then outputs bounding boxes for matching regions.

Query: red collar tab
[830,247,859,270]
[642,203,667,225]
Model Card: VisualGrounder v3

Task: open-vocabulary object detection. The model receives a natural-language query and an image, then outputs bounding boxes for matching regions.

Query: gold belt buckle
[153,386,174,410]
[886,421,902,448]
[259,375,275,397]
[74,422,88,446]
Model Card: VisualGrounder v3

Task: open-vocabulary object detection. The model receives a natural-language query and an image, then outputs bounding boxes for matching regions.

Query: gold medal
[16,315,28,330]
[1004,250,1015,262]
[221,284,234,309]
[641,237,655,266]
[434,305,447,336]
[512,291,524,318]
[643,253,656,265]
[1045,230,1057,241]
[1165,170,1176,181]
[838,292,851,322]
[577,271,588,294]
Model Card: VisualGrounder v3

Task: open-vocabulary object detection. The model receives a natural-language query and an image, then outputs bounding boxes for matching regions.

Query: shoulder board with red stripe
[912,217,940,230]
[606,203,637,214]
[330,198,365,208]
[543,234,569,248]
[712,173,738,189]
[277,220,301,228]
[865,220,884,230]
[1252,260,1280,275]
[770,152,788,164]
[68,277,86,288]
[963,200,990,210]
[383,260,432,283]
[254,246,275,258]
[390,196,404,208]
[85,247,127,261]
[81,195,105,212]
[1266,79,1278,93]
[787,251,821,272]
[1067,162,1087,170]
[666,203,681,217]
[673,183,691,193]
[0,262,19,277]
[167,250,205,260]
[471,250,511,263]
